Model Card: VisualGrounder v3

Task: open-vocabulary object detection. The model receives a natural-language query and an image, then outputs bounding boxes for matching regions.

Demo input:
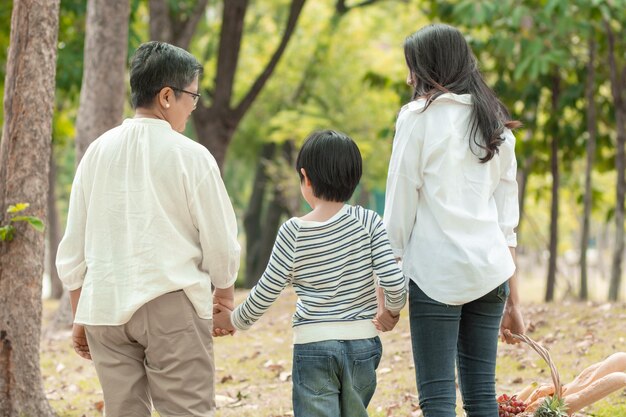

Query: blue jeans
[409,280,508,417]
[292,337,382,417]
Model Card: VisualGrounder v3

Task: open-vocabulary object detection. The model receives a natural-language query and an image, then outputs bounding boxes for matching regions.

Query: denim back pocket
[352,352,381,392]
[295,355,334,395]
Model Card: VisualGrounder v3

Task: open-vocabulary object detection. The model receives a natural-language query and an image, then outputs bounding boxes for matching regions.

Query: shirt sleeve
[493,132,519,247]
[56,162,88,291]
[189,160,241,288]
[231,222,296,331]
[383,109,424,258]
[369,212,407,313]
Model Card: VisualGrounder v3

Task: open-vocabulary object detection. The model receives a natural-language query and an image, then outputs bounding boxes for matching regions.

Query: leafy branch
[0,203,45,241]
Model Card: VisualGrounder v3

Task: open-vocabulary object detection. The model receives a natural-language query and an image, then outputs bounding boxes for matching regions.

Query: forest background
[0,0,625,416]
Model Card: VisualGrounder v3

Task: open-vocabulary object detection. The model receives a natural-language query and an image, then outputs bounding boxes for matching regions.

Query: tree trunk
[516,152,534,239]
[254,190,286,281]
[75,0,130,162]
[48,151,63,299]
[580,37,597,301]
[149,0,173,43]
[545,75,561,302]
[53,0,130,328]
[243,141,297,288]
[0,1,60,416]
[148,0,209,49]
[606,20,625,301]
[244,142,276,287]
[240,0,378,284]
[191,0,306,171]
[193,108,237,169]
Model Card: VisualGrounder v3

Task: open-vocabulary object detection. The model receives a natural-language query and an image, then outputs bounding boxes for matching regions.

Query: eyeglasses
[169,87,201,106]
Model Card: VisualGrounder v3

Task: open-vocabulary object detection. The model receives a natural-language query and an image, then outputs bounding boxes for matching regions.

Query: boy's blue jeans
[409,280,509,417]
[292,337,382,417]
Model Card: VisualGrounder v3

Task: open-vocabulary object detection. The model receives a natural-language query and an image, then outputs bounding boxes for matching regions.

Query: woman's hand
[500,303,525,344]
[373,309,400,332]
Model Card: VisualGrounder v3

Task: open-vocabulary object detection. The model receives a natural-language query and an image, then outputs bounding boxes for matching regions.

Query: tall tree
[48,151,64,299]
[579,35,597,301]
[605,16,625,301]
[193,0,306,169]
[75,0,130,162]
[243,0,384,287]
[52,0,130,326]
[148,1,307,169]
[149,0,208,49]
[0,0,60,415]
[545,74,561,302]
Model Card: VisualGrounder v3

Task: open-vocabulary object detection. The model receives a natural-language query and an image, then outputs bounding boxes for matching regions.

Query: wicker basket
[512,333,563,400]
[510,333,568,417]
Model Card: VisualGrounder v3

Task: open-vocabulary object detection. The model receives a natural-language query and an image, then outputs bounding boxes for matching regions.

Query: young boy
[214,130,406,417]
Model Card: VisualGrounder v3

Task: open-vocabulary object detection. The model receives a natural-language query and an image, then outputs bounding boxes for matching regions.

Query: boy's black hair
[296,130,362,203]
[129,41,203,109]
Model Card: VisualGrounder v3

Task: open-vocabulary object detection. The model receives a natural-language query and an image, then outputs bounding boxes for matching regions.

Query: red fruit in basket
[497,393,529,416]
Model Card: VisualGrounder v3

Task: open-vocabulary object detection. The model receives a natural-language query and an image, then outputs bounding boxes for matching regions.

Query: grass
[41,275,626,417]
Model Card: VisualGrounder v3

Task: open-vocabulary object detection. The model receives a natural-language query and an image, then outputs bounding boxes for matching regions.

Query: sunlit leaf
[7,203,30,213]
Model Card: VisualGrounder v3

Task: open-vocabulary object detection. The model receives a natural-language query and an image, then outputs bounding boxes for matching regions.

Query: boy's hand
[373,309,400,332]
[72,324,92,360]
[212,303,236,337]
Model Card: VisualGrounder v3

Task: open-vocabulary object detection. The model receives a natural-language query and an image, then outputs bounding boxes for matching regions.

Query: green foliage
[534,395,568,417]
[0,203,45,242]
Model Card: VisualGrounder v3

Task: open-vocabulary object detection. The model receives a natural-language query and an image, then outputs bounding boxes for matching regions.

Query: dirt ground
[41,287,626,417]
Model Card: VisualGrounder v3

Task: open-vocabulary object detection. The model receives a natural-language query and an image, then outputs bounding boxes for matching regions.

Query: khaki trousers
[85,291,215,417]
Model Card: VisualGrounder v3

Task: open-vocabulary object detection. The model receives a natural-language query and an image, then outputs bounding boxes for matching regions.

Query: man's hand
[72,324,91,360]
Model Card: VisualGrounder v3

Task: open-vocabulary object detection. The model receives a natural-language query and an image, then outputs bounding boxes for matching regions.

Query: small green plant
[534,395,568,417]
[0,203,45,241]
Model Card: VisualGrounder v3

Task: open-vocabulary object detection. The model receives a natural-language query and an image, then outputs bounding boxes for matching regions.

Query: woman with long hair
[383,24,526,417]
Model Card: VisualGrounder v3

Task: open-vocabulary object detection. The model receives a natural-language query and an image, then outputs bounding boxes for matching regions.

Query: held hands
[372,285,400,332]
[72,324,91,360]
[212,302,236,337]
[373,309,400,332]
[500,303,525,344]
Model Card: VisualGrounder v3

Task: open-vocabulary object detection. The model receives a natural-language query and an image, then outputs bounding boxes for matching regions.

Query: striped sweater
[231,205,407,344]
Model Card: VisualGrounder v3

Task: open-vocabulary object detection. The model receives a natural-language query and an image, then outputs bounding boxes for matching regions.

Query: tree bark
[48,151,63,299]
[516,141,535,240]
[75,0,130,163]
[244,142,276,287]
[0,1,60,416]
[53,0,130,328]
[149,0,173,43]
[149,0,209,49]
[580,37,597,301]
[192,0,306,169]
[241,0,379,284]
[606,20,625,301]
[545,74,561,302]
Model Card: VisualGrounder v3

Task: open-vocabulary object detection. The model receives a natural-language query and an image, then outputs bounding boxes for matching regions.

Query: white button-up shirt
[383,93,518,305]
[57,118,241,325]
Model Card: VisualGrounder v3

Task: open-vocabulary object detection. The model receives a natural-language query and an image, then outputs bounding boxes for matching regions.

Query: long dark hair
[404,24,520,162]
